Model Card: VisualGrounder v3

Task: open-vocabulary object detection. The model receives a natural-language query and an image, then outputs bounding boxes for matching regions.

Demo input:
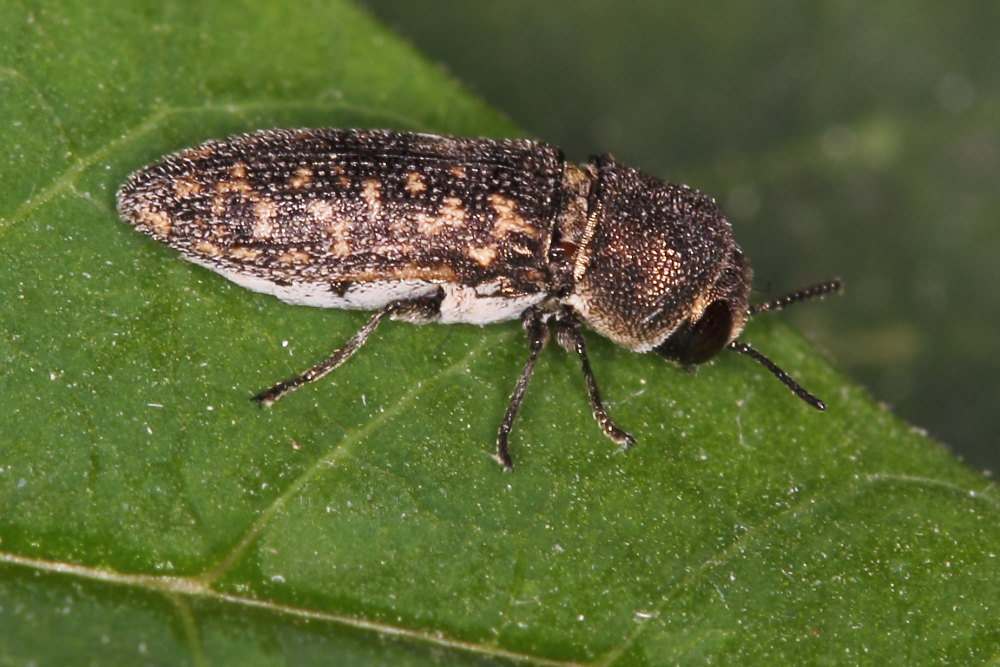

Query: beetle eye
[655,299,733,365]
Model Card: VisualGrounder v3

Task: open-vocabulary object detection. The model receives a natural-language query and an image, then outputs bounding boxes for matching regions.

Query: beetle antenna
[731,278,842,410]
[749,279,842,316]
[728,341,826,411]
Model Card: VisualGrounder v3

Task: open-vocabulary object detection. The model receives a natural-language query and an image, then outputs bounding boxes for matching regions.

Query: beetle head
[568,155,841,409]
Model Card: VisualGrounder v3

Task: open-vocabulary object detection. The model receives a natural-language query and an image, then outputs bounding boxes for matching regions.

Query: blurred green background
[359,0,1000,472]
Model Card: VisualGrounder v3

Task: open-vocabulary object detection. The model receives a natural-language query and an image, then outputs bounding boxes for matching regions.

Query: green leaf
[1,1,997,664]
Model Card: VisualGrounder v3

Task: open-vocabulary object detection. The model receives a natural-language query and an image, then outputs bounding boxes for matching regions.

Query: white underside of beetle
[437,284,545,325]
[193,258,546,325]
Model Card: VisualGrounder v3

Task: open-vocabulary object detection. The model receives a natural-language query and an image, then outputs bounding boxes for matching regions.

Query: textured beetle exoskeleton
[118,128,841,468]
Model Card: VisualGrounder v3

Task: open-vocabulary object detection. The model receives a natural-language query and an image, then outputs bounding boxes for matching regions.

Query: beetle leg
[555,308,636,450]
[252,295,440,406]
[495,307,549,469]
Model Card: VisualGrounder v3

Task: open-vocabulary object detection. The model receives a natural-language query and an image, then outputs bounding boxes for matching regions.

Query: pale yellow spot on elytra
[416,197,467,235]
[325,217,351,238]
[252,200,278,238]
[278,249,310,264]
[387,213,411,235]
[328,240,351,257]
[440,196,466,227]
[194,240,222,257]
[213,179,253,195]
[405,171,427,195]
[449,165,467,179]
[230,163,247,179]
[289,166,312,189]
[489,193,537,238]
[307,200,334,223]
[310,199,351,256]
[138,208,172,236]
[415,212,443,235]
[211,194,227,217]
[468,246,496,266]
[362,179,381,220]
[253,199,278,218]
[174,176,202,198]
[252,218,274,239]
[253,199,278,219]
[230,246,262,260]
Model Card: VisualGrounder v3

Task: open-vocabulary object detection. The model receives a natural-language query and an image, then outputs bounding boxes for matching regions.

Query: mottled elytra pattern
[118,128,841,468]
[119,129,564,295]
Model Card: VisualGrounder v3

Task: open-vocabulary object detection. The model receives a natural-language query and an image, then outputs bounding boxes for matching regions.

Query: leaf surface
[1,1,998,664]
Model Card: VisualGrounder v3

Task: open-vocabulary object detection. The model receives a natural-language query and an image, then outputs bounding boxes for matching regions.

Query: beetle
[117,128,841,468]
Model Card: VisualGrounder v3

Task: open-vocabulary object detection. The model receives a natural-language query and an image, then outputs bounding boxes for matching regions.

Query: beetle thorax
[561,156,752,358]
